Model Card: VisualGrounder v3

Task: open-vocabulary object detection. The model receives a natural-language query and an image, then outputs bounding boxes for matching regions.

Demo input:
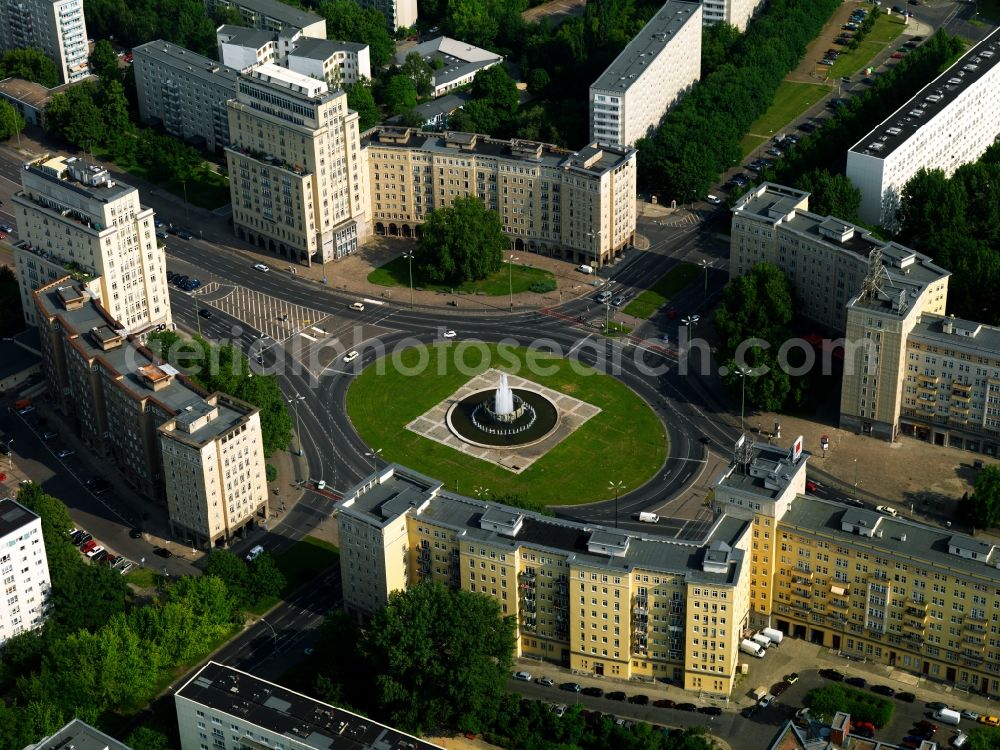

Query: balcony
[917,373,939,386]
[792,571,814,586]
[901,616,927,635]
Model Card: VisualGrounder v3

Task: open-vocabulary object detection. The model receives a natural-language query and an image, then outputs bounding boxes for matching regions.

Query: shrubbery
[804,685,894,727]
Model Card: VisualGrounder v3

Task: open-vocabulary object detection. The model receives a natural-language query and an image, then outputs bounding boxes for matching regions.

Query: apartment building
[175,662,442,750]
[226,64,370,265]
[0,0,89,83]
[700,0,764,31]
[204,0,326,38]
[846,29,1000,229]
[363,128,637,268]
[396,37,503,97]
[26,719,135,750]
[13,155,172,335]
[900,314,1000,454]
[286,38,371,87]
[339,464,752,695]
[217,25,284,71]
[133,41,240,153]
[0,497,50,647]
[353,0,417,31]
[589,1,702,147]
[33,279,268,548]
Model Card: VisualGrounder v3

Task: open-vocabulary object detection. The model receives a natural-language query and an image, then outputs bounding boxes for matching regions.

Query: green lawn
[95,146,231,211]
[275,536,339,591]
[346,344,666,505]
[124,566,157,588]
[740,134,769,159]
[368,255,557,297]
[829,15,906,77]
[600,322,633,338]
[743,81,831,150]
[623,263,700,319]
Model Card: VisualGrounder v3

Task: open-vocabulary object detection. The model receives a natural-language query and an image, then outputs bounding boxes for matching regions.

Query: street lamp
[608,480,625,529]
[699,258,714,302]
[507,254,519,311]
[585,229,602,270]
[6,438,12,471]
[365,448,383,473]
[402,251,415,308]
[287,394,305,456]
[735,364,751,434]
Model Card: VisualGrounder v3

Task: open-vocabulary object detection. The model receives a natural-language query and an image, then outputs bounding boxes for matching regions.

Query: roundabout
[345,343,669,506]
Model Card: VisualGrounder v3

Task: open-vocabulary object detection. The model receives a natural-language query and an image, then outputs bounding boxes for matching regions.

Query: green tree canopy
[0,48,59,87]
[400,51,433,96]
[347,81,380,131]
[44,83,105,150]
[794,170,862,221]
[382,74,418,116]
[414,196,506,285]
[959,466,1000,530]
[88,40,122,83]
[318,0,395,67]
[362,582,517,733]
[0,100,25,142]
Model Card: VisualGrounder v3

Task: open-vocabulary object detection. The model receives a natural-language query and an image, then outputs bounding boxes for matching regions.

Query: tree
[414,196,506,285]
[794,170,861,221]
[0,100,25,142]
[203,549,250,608]
[958,466,1000,530]
[346,81,380,131]
[382,74,418,116]
[362,583,516,733]
[246,554,286,604]
[98,79,136,161]
[88,40,122,83]
[318,0,395,68]
[44,83,105,150]
[701,22,741,74]
[400,51,433,97]
[0,48,59,88]
[445,0,500,48]
[525,67,550,95]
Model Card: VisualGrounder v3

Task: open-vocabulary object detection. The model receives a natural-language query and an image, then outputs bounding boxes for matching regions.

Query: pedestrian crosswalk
[193,284,329,342]
[661,210,707,228]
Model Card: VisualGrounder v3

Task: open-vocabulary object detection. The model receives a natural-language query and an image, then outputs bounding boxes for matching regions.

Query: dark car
[871,685,895,697]
[75,533,93,548]
[199,308,213,319]
[582,686,604,698]
[675,703,698,712]
[741,705,759,719]
[896,691,916,703]
[926,702,947,711]
[92,549,108,563]
[698,706,723,716]
[845,676,867,688]
[177,230,194,240]
[174,275,189,286]
[798,122,816,133]
[653,699,676,709]
[71,530,88,545]
[772,681,791,697]
[605,691,627,702]
[129,528,143,539]
[628,694,649,706]
[820,669,845,681]
[153,547,173,559]
[92,478,112,494]
[915,721,937,732]
[559,682,581,693]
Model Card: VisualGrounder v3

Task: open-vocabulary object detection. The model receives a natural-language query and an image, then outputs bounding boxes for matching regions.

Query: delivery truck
[752,633,772,650]
[761,627,784,645]
[933,708,961,726]
[740,639,765,658]
[638,512,659,523]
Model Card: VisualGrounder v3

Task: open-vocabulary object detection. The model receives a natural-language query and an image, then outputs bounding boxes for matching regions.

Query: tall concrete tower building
[0,0,90,83]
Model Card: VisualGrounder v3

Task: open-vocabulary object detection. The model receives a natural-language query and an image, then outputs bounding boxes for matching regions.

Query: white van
[245,544,264,562]
[933,708,961,726]
[639,512,659,523]
[752,633,772,650]
[577,264,594,274]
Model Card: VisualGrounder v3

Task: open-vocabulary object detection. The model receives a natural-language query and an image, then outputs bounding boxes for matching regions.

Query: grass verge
[124,567,157,588]
[249,537,340,615]
[829,14,906,78]
[368,255,556,297]
[743,81,831,145]
[346,344,666,505]
[740,134,769,159]
[95,147,230,210]
[623,263,700,319]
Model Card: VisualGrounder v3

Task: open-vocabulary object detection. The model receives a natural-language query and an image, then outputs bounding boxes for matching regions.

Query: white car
[552,704,567,717]
[706,194,723,204]
[86,545,105,558]
[759,694,775,708]
[442,330,457,338]
[57,448,75,458]
[537,676,555,686]
[343,351,360,363]
[253,263,270,272]
[513,671,532,681]
[245,544,264,562]
[876,505,899,518]
[350,302,365,311]
[961,709,980,720]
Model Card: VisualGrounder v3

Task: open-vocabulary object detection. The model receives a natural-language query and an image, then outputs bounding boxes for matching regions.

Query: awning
[831,585,846,596]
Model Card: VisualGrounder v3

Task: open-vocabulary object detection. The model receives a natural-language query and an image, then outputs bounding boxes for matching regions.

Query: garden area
[829,13,907,78]
[739,82,832,158]
[368,254,557,296]
[623,263,700,319]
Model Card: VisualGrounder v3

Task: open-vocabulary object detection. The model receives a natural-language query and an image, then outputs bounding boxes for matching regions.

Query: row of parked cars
[167,271,201,292]
[69,527,134,574]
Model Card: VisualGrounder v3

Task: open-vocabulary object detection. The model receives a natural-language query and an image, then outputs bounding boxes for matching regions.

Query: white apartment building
[33,279,268,547]
[397,37,502,97]
[362,128,637,267]
[175,662,443,750]
[846,28,1000,229]
[133,41,240,153]
[286,37,371,87]
[217,25,283,71]
[0,497,51,647]
[26,719,135,750]
[226,63,370,264]
[354,0,417,32]
[0,0,89,83]
[13,155,172,335]
[700,0,765,31]
[589,1,702,147]
[204,0,326,38]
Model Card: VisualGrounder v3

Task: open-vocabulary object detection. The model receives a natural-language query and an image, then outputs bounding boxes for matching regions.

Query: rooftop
[341,465,749,584]
[217,24,278,50]
[781,494,1000,582]
[176,662,442,750]
[0,497,39,539]
[362,127,636,176]
[133,40,240,89]
[244,62,329,98]
[717,440,806,500]
[908,313,1000,359]
[591,0,702,93]
[22,155,135,205]
[26,718,135,750]
[849,27,1000,160]
[0,75,98,112]
[290,36,367,60]
[397,36,502,88]
[388,92,471,124]
[225,0,324,29]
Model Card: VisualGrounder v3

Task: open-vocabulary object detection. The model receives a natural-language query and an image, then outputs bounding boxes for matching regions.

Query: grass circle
[346,344,667,506]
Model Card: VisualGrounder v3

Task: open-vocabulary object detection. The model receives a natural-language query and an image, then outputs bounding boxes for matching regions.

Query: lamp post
[259,617,278,648]
[586,229,602,270]
[699,258,714,302]
[365,448,383,473]
[609,480,625,529]
[735,364,751,433]
[507,254,519,311]
[6,438,12,471]
[287,394,305,456]
[402,250,415,308]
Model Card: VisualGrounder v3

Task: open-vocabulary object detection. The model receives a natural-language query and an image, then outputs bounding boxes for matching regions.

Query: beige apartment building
[589,1,702,148]
[33,278,268,548]
[226,63,370,264]
[362,128,637,268]
[13,156,172,335]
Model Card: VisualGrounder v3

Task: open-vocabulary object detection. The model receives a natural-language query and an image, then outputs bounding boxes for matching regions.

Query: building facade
[0,497,50,647]
[285,37,371,87]
[175,662,442,750]
[13,155,172,335]
[353,0,417,32]
[33,278,268,548]
[226,63,370,265]
[846,28,1000,229]
[0,0,89,83]
[589,1,702,147]
[339,464,752,696]
[133,41,240,153]
[700,0,765,31]
[204,0,326,38]
[396,37,503,97]
[26,719,135,750]
[362,128,637,267]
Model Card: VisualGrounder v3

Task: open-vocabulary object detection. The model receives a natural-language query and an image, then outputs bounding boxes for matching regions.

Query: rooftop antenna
[858,246,894,304]
[734,433,754,474]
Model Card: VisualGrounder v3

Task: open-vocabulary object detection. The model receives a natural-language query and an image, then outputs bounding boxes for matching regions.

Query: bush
[804,685,894,726]
[265,463,278,482]
[528,279,557,293]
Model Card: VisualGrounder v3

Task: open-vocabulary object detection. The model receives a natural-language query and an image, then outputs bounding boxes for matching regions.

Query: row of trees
[637,0,843,201]
[0,485,264,750]
[146,331,292,455]
[81,0,227,58]
[0,48,60,88]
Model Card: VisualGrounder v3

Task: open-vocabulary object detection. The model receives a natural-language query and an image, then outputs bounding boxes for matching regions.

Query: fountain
[447,372,559,447]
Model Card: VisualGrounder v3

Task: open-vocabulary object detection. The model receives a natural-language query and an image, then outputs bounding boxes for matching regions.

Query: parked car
[42,431,58,440]
[153,547,173,558]
[845,676,867,688]
[156,230,169,239]
[628,695,649,706]
[582,686,604,697]
[876,505,899,517]
[759,695,775,708]
[177,230,193,240]
[56,448,75,458]
[706,194,722,205]
[653,698,676,708]
[513,671,532,682]
[92,549,108,563]
[698,706,723,716]
[820,669,845,681]
[675,703,698,712]
[76,534,93,548]
[350,302,365,312]
[891,52,904,59]
[560,682,582,693]
[915,720,938,732]
[537,676,554,687]
[611,295,626,307]
[119,562,133,575]
[805,480,818,492]
[961,710,980,720]
[926,702,948,711]
[871,685,895,697]
[343,351,360,363]
[86,545,105,558]
[798,122,817,133]
[772,681,791,697]
[605,691,627,702]
[896,691,916,703]
[785,673,800,684]
[979,716,1000,727]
